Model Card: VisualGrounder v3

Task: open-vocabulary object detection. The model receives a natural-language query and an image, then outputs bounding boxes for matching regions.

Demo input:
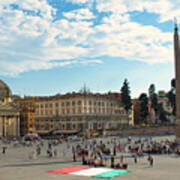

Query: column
[0,116,2,136]
[13,116,17,136]
[4,116,7,136]
[16,116,20,136]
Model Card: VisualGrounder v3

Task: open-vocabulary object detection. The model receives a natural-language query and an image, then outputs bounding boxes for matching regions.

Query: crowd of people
[0,135,180,169]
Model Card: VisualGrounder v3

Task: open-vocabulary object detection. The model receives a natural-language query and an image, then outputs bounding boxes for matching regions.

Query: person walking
[111,155,114,168]
[2,144,7,154]
[134,155,137,164]
[148,155,154,167]
[150,156,153,167]
[113,145,116,156]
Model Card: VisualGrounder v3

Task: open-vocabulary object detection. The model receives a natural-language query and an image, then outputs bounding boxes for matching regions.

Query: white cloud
[63,8,95,20]
[96,0,180,22]
[0,0,176,77]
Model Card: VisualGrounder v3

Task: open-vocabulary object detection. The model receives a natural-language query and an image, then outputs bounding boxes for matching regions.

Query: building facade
[0,80,20,137]
[27,92,133,135]
[19,97,36,136]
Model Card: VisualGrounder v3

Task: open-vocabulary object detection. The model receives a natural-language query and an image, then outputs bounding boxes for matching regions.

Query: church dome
[0,80,12,98]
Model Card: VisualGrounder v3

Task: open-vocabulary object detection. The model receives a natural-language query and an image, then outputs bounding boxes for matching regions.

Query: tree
[148,84,158,123]
[120,79,132,112]
[139,93,149,123]
[148,84,158,113]
[157,103,168,123]
[148,84,155,101]
[167,78,176,115]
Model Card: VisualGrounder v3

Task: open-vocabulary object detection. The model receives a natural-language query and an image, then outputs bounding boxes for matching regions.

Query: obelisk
[174,19,180,143]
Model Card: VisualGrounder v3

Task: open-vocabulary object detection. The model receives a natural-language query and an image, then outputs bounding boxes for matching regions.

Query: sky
[0,0,179,98]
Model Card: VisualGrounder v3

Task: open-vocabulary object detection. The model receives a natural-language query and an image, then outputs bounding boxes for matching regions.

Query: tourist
[2,144,7,154]
[134,154,137,164]
[113,145,116,156]
[120,155,124,164]
[111,155,114,168]
[54,148,57,157]
[150,156,154,167]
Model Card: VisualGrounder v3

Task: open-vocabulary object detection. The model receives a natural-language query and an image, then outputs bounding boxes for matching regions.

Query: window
[67,109,70,114]
[45,110,48,115]
[55,102,59,107]
[45,104,48,108]
[72,101,75,106]
[89,100,92,106]
[67,123,71,130]
[78,108,81,114]
[94,108,96,113]
[61,102,64,106]
[89,108,92,114]
[62,109,65,115]
[102,108,105,114]
[66,101,70,106]
[102,102,105,106]
[98,102,101,106]
[94,101,96,106]
[49,103,53,108]
[72,108,76,114]
[78,100,81,106]
[41,104,44,108]
[56,109,59,116]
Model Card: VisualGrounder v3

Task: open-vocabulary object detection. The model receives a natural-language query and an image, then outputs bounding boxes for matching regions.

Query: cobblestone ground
[0,135,180,180]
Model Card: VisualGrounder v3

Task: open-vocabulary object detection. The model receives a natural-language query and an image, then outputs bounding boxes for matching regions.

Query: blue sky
[0,0,179,98]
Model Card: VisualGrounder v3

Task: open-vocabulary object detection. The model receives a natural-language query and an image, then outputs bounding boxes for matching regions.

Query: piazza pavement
[0,135,180,180]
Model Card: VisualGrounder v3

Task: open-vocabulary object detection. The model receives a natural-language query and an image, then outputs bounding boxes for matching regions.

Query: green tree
[120,79,132,112]
[148,84,155,100]
[157,103,168,123]
[148,84,158,115]
[139,93,149,123]
[167,78,176,115]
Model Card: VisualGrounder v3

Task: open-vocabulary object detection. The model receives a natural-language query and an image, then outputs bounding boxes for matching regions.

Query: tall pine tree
[120,79,132,112]
[139,93,149,124]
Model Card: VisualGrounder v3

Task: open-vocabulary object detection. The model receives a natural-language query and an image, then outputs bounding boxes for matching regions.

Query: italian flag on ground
[48,166,133,179]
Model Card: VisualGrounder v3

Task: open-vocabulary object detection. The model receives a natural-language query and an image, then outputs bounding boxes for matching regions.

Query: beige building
[33,92,133,135]
[19,97,36,136]
[0,80,20,137]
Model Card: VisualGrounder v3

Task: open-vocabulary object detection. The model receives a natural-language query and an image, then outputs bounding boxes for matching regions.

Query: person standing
[134,155,137,164]
[120,155,124,164]
[150,156,153,167]
[113,145,116,156]
[72,146,76,162]
[148,155,153,167]
[2,144,7,154]
[111,155,114,168]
